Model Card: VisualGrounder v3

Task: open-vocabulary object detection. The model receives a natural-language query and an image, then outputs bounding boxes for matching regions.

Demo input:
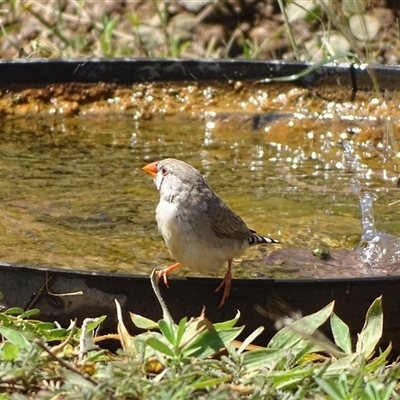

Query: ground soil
[1,1,400,63]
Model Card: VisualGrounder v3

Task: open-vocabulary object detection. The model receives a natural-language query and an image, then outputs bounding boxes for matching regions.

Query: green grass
[0,272,399,399]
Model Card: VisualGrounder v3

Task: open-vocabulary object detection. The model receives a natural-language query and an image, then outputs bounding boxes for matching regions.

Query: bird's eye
[161,167,168,175]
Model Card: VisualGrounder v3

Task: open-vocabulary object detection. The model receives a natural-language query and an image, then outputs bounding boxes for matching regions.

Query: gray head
[143,158,209,202]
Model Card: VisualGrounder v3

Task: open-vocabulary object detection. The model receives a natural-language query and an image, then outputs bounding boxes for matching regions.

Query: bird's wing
[208,198,251,240]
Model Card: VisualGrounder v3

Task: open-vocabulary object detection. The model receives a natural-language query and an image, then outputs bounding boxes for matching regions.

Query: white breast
[155,199,248,274]
[155,199,191,263]
[155,200,179,242]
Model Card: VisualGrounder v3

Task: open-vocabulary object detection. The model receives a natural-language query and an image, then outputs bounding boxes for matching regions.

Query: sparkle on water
[1,107,400,279]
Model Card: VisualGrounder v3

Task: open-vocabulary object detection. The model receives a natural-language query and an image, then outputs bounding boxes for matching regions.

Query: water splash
[343,141,400,267]
[356,192,400,266]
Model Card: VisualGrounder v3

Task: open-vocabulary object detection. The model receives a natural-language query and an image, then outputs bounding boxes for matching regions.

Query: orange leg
[215,260,232,308]
[156,262,181,288]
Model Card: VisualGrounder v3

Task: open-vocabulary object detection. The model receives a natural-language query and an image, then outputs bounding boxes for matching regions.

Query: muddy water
[1,106,400,279]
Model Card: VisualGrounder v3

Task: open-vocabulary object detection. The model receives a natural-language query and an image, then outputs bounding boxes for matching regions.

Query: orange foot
[155,262,181,288]
[215,260,232,308]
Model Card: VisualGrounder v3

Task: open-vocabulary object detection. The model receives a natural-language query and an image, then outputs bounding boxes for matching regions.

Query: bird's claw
[155,263,181,288]
[155,269,170,288]
[215,276,231,308]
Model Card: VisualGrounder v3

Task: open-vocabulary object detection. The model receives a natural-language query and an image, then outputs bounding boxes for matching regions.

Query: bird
[142,158,279,307]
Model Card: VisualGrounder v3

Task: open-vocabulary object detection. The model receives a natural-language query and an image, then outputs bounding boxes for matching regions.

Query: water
[1,110,400,279]
[341,140,400,269]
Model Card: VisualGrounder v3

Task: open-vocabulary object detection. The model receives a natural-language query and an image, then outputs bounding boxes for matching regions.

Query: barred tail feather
[248,231,279,246]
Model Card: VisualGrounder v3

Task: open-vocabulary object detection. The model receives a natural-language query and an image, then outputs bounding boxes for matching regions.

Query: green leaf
[36,322,56,331]
[130,312,158,330]
[84,315,107,333]
[182,327,243,359]
[241,348,284,371]
[84,349,109,363]
[237,326,264,354]
[213,311,241,331]
[175,317,187,346]
[364,343,392,374]
[146,337,174,357]
[2,342,20,361]
[315,376,347,400]
[331,313,352,354]
[20,309,40,318]
[325,353,362,374]
[0,313,12,326]
[219,326,244,347]
[356,296,383,358]
[271,364,319,390]
[364,380,396,400]
[240,32,251,60]
[134,331,159,360]
[101,13,109,31]
[268,301,334,350]
[107,17,119,38]
[181,330,222,359]
[4,307,25,315]
[0,326,30,349]
[47,329,69,341]
[158,319,176,346]
[63,370,96,389]
[192,376,231,390]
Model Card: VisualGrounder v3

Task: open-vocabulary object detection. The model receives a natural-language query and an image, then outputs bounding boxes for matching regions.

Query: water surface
[1,111,399,279]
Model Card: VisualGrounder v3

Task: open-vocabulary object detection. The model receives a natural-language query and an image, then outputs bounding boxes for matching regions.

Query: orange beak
[142,161,159,178]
